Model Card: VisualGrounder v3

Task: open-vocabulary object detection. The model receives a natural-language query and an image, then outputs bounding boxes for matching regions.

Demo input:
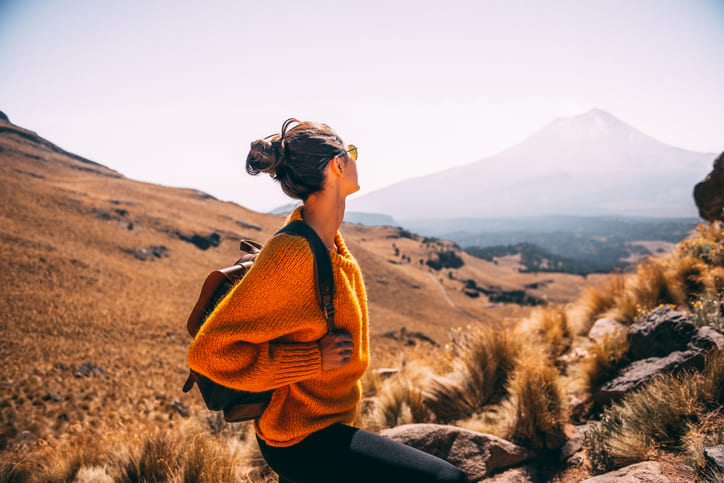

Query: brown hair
[246,118,345,200]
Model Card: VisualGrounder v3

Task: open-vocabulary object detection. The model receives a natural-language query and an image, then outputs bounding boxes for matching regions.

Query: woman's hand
[319,330,354,371]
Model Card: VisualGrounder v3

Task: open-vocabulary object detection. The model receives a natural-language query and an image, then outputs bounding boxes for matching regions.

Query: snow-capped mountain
[348,109,716,219]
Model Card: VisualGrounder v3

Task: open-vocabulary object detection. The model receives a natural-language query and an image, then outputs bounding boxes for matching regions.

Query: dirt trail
[427,272,481,321]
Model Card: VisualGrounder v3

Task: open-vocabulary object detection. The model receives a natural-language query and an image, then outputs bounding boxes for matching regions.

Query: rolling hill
[0,113,587,449]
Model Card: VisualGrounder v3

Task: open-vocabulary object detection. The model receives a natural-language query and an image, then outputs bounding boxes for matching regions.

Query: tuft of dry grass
[578,258,685,329]
[423,327,519,423]
[521,305,571,359]
[0,420,269,483]
[578,273,626,333]
[505,348,567,450]
[584,351,724,474]
[370,365,433,430]
[583,330,630,391]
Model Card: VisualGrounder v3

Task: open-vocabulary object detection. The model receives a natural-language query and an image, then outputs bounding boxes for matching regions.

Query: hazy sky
[1,0,723,212]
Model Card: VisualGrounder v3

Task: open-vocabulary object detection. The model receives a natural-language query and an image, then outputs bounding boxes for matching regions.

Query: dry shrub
[702,266,724,293]
[578,273,626,333]
[579,258,686,329]
[583,330,630,391]
[682,410,724,481]
[609,260,684,324]
[505,348,566,450]
[700,350,724,405]
[371,366,432,430]
[691,290,724,333]
[0,435,100,483]
[423,327,518,423]
[584,351,724,474]
[521,305,570,359]
[0,421,265,483]
[671,255,707,301]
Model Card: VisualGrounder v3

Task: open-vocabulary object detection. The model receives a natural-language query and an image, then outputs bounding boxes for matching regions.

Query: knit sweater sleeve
[187,234,323,392]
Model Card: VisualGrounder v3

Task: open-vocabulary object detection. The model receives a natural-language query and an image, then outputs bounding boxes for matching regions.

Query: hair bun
[246,138,285,177]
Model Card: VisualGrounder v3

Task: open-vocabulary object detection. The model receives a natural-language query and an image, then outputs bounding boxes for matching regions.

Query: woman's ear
[329,156,344,176]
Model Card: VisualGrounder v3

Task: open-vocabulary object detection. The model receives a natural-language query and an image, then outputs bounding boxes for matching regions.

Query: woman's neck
[302,191,345,250]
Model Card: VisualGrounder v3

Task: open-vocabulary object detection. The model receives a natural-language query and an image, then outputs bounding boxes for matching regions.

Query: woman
[188,119,468,483]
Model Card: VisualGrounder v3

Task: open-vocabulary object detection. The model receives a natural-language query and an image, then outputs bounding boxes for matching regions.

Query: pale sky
[1,0,723,212]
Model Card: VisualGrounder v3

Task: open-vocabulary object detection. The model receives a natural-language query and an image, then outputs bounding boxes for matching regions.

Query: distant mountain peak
[349,108,714,219]
[548,108,626,133]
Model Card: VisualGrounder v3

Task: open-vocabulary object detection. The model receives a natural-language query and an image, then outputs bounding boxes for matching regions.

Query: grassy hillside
[5,117,718,482]
[0,118,587,469]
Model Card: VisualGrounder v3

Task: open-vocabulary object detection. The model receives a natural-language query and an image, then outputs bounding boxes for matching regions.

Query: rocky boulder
[627,306,697,360]
[581,461,671,482]
[380,424,535,481]
[694,151,724,222]
[595,349,706,403]
[588,318,626,344]
[594,307,721,403]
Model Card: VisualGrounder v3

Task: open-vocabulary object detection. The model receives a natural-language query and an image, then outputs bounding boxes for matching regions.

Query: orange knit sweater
[188,207,370,447]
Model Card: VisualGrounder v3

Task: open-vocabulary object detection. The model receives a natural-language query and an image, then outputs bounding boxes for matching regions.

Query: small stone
[74,362,106,378]
[170,399,190,418]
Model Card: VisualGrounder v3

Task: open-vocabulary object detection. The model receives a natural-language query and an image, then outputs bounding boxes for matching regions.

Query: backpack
[182,220,336,422]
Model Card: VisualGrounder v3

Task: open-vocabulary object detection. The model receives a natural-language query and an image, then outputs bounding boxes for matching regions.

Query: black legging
[257,423,469,483]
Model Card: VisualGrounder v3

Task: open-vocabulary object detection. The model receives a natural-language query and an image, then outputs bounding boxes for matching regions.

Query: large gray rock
[588,318,626,344]
[694,151,724,222]
[705,445,724,471]
[581,461,670,482]
[596,349,706,403]
[627,306,697,360]
[380,424,535,481]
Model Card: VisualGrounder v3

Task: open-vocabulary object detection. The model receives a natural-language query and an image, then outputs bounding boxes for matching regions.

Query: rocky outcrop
[596,350,706,402]
[595,307,718,404]
[380,424,535,481]
[627,306,697,359]
[694,151,724,222]
[581,461,670,482]
[588,318,626,344]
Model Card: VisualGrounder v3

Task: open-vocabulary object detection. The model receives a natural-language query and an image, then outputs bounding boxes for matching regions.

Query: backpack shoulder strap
[276,220,336,332]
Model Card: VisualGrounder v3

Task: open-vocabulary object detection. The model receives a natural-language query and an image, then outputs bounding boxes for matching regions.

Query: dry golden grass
[0,420,271,483]
[577,273,626,333]
[583,330,630,391]
[423,326,518,423]
[368,365,433,431]
[3,118,723,481]
[2,119,585,465]
[516,305,571,359]
[584,351,724,475]
[505,347,567,450]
